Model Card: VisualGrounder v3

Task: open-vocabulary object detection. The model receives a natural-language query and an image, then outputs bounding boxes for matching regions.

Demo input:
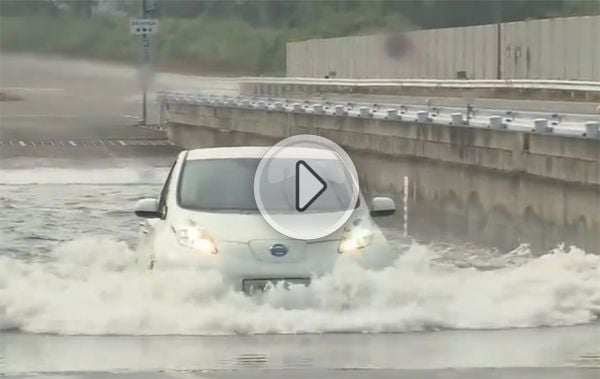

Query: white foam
[0,238,598,335]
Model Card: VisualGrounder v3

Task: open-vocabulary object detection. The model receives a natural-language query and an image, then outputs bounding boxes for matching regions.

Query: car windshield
[178,158,356,213]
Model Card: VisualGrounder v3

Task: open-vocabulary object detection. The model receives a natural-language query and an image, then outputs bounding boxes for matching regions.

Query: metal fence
[286,16,600,81]
[158,91,600,139]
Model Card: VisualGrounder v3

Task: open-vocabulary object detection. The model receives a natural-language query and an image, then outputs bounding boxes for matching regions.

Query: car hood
[172,208,368,243]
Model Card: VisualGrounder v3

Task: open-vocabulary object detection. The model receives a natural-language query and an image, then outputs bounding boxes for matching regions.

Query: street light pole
[142,0,154,125]
[141,0,150,125]
[130,1,157,126]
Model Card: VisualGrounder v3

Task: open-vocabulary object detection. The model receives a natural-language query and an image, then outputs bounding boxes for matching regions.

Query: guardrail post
[416,111,429,123]
[335,105,346,116]
[158,96,166,126]
[359,107,371,118]
[533,118,550,133]
[450,113,463,125]
[313,104,323,114]
[386,109,399,120]
[584,121,600,138]
[489,116,504,129]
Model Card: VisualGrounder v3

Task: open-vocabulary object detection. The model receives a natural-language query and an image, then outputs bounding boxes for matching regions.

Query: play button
[254,135,360,240]
[296,160,327,212]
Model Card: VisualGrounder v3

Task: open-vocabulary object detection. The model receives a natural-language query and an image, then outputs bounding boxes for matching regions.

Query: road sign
[130,18,158,35]
[133,1,158,126]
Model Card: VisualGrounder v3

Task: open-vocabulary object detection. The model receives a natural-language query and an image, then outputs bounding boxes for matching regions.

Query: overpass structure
[157,89,599,252]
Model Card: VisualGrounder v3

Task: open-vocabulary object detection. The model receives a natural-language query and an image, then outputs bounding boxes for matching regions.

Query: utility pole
[141,0,151,125]
[493,0,502,80]
[130,1,158,125]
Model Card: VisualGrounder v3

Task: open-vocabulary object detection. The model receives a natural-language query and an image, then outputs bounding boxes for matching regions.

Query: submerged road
[2,326,600,378]
[0,54,599,379]
[0,54,237,164]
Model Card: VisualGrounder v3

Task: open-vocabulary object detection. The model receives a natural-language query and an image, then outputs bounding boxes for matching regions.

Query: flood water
[1,163,599,378]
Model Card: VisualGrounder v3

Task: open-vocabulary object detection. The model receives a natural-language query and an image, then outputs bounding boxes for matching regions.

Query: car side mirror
[370,196,396,217]
[135,198,161,218]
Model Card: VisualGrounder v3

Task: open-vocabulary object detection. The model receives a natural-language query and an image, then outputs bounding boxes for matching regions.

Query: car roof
[186,146,268,160]
[185,146,339,161]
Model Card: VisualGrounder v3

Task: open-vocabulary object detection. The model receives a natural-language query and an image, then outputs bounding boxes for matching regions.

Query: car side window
[158,160,177,218]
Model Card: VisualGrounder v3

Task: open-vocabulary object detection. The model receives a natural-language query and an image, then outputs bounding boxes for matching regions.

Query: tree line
[1,0,598,75]
[2,0,599,31]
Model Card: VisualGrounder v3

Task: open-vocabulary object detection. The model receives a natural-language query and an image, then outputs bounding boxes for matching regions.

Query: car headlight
[172,225,218,254]
[338,219,373,254]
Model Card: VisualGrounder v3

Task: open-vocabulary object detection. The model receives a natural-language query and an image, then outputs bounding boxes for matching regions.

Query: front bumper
[153,239,339,273]
[150,234,394,291]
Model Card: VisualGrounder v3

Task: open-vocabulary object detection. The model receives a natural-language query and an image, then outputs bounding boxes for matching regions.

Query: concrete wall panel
[286,16,600,80]
[538,19,552,80]
[594,16,600,80]
[564,17,580,80]
[526,20,540,79]
[517,20,528,79]
[441,27,453,78]
[579,17,593,80]
[552,18,566,79]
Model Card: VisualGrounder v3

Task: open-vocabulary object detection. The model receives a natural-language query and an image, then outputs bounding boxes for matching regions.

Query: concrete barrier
[286,16,600,82]
[239,78,600,102]
[163,101,600,252]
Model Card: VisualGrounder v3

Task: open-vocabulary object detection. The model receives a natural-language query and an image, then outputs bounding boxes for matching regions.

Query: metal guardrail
[158,91,600,139]
[239,78,600,92]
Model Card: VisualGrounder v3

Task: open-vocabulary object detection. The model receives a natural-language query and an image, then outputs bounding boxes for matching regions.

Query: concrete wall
[287,16,600,81]
[164,102,600,253]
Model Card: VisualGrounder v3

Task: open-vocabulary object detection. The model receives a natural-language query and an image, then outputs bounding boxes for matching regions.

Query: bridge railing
[157,91,600,139]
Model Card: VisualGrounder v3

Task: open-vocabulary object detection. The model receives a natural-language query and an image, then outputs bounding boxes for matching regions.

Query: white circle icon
[254,135,360,240]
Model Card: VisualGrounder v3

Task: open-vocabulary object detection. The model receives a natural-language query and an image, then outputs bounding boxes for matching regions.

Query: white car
[134,146,397,293]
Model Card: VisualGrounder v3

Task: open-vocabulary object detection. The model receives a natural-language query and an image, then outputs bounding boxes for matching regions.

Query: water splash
[0,238,598,335]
